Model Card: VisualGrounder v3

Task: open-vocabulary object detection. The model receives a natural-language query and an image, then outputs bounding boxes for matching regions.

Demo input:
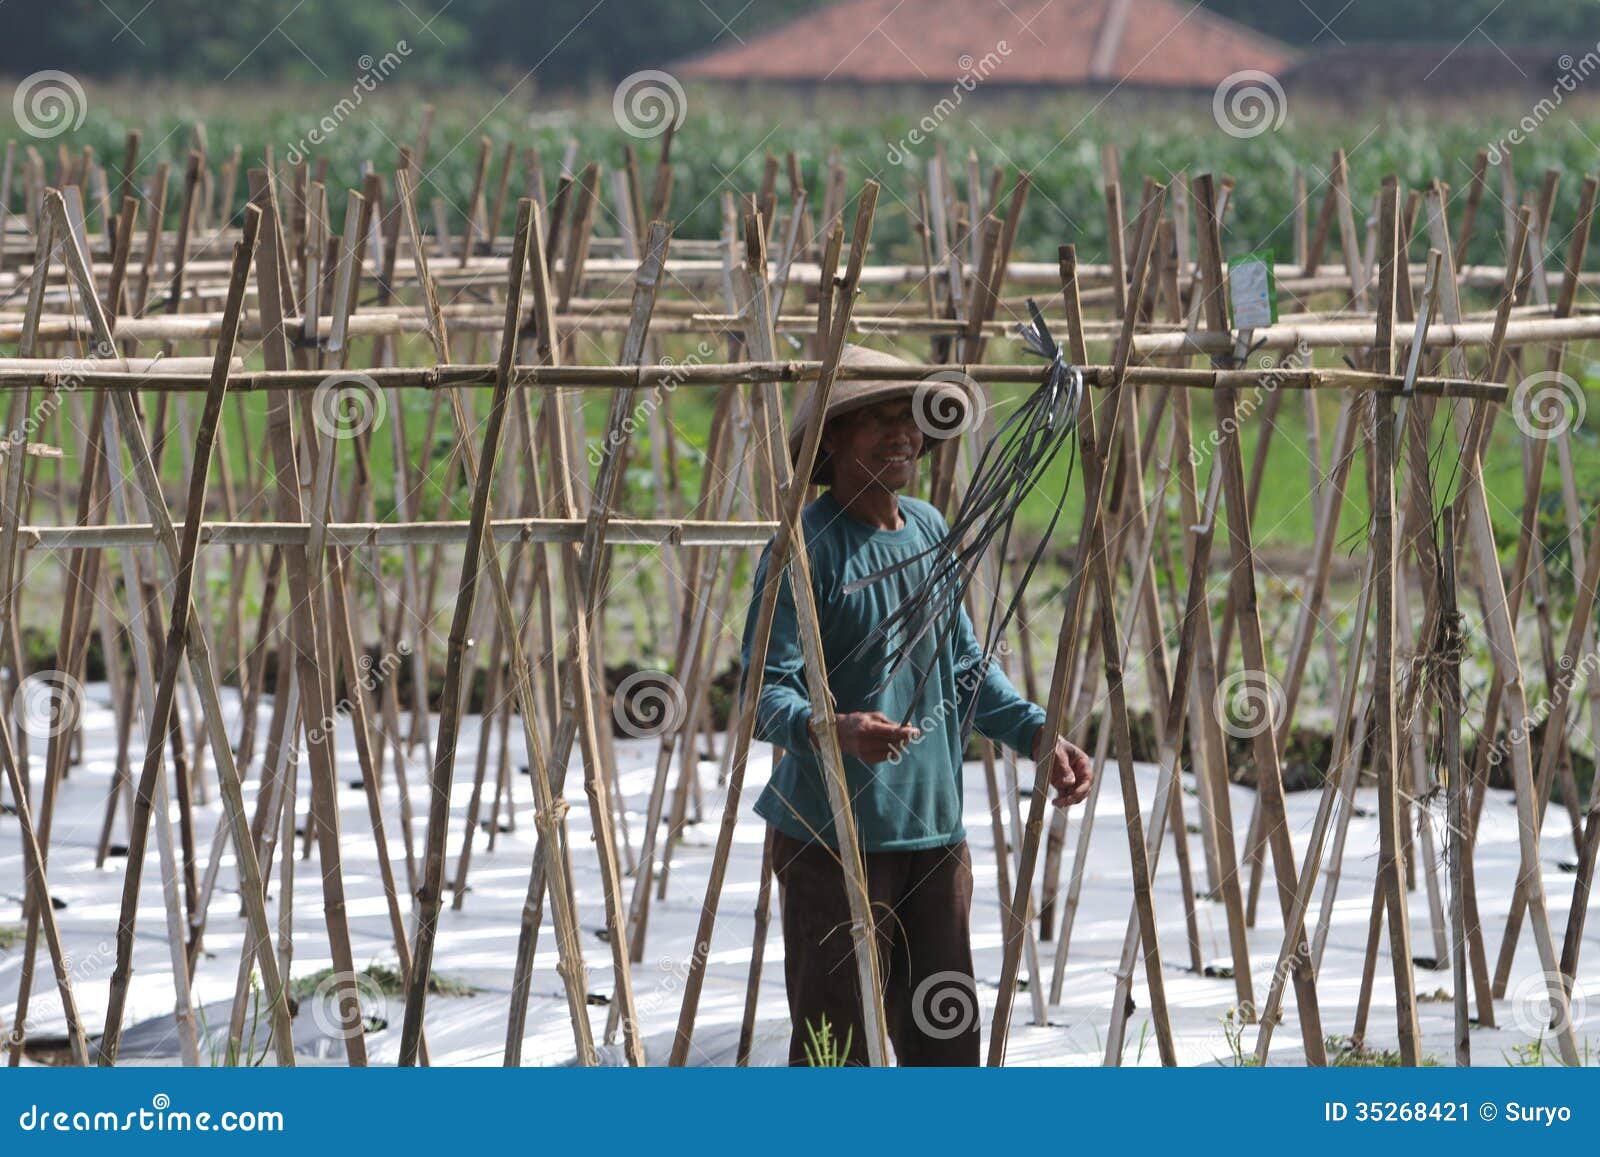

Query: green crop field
[12,83,1600,262]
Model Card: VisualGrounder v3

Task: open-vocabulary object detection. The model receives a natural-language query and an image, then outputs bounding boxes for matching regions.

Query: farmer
[740,345,1092,1066]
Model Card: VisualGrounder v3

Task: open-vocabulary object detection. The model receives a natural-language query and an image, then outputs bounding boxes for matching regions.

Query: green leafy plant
[1325,1034,1439,1067]
[1503,1034,1593,1068]
[287,962,479,1001]
[198,975,273,1067]
[1219,1006,1258,1067]
[1133,1018,1152,1065]
[802,1015,854,1067]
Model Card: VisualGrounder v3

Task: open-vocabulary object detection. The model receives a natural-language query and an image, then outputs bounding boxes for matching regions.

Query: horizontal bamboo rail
[15,517,777,550]
[0,360,1507,399]
[2,244,1584,294]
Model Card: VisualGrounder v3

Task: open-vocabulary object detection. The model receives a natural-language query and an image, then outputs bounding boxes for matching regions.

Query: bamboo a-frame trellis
[0,122,1596,1067]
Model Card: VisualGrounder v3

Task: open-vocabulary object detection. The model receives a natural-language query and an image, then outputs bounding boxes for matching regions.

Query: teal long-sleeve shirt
[741,490,1047,852]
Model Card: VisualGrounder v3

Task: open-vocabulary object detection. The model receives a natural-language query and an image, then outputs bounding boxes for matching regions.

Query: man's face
[822,397,924,492]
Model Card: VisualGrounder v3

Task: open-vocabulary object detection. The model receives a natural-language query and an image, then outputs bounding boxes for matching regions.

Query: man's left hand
[1031,729,1093,808]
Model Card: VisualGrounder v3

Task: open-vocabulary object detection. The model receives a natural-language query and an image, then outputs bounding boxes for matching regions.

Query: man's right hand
[816,712,921,764]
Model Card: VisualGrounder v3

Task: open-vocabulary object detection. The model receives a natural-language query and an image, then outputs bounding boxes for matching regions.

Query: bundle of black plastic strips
[841,299,1084,738]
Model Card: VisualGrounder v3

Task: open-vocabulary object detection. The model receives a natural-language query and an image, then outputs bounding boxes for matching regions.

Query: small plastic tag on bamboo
[1227,250,1276,330]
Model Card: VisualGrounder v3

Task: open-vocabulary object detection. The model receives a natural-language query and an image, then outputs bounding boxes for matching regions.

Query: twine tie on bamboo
[534,798,573,834]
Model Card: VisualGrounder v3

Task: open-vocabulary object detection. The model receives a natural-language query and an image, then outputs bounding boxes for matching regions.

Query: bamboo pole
[0,204,91,1069]
[1253,525,1375,1063]
[1365,178,1422,1064]
[989,184,1168,1066]
[48,187,298,1066]
[621,381,752,959]
[249,174,371,1063]
[94,369,202,1066]
[503,218,677,1064]
[1102,457,1223,1062]
[670,185,883,1066]
[1445,365,1582,1068]
[397,194,601,1066]
[0,204,60,1059]
[1441,508,1469,1067]
[1194,175,1328,1065]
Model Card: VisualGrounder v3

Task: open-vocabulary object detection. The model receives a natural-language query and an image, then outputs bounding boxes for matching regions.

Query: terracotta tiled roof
[674,0,1296,89]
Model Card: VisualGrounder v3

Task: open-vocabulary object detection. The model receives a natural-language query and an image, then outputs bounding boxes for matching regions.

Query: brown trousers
[771,827,980,1066]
